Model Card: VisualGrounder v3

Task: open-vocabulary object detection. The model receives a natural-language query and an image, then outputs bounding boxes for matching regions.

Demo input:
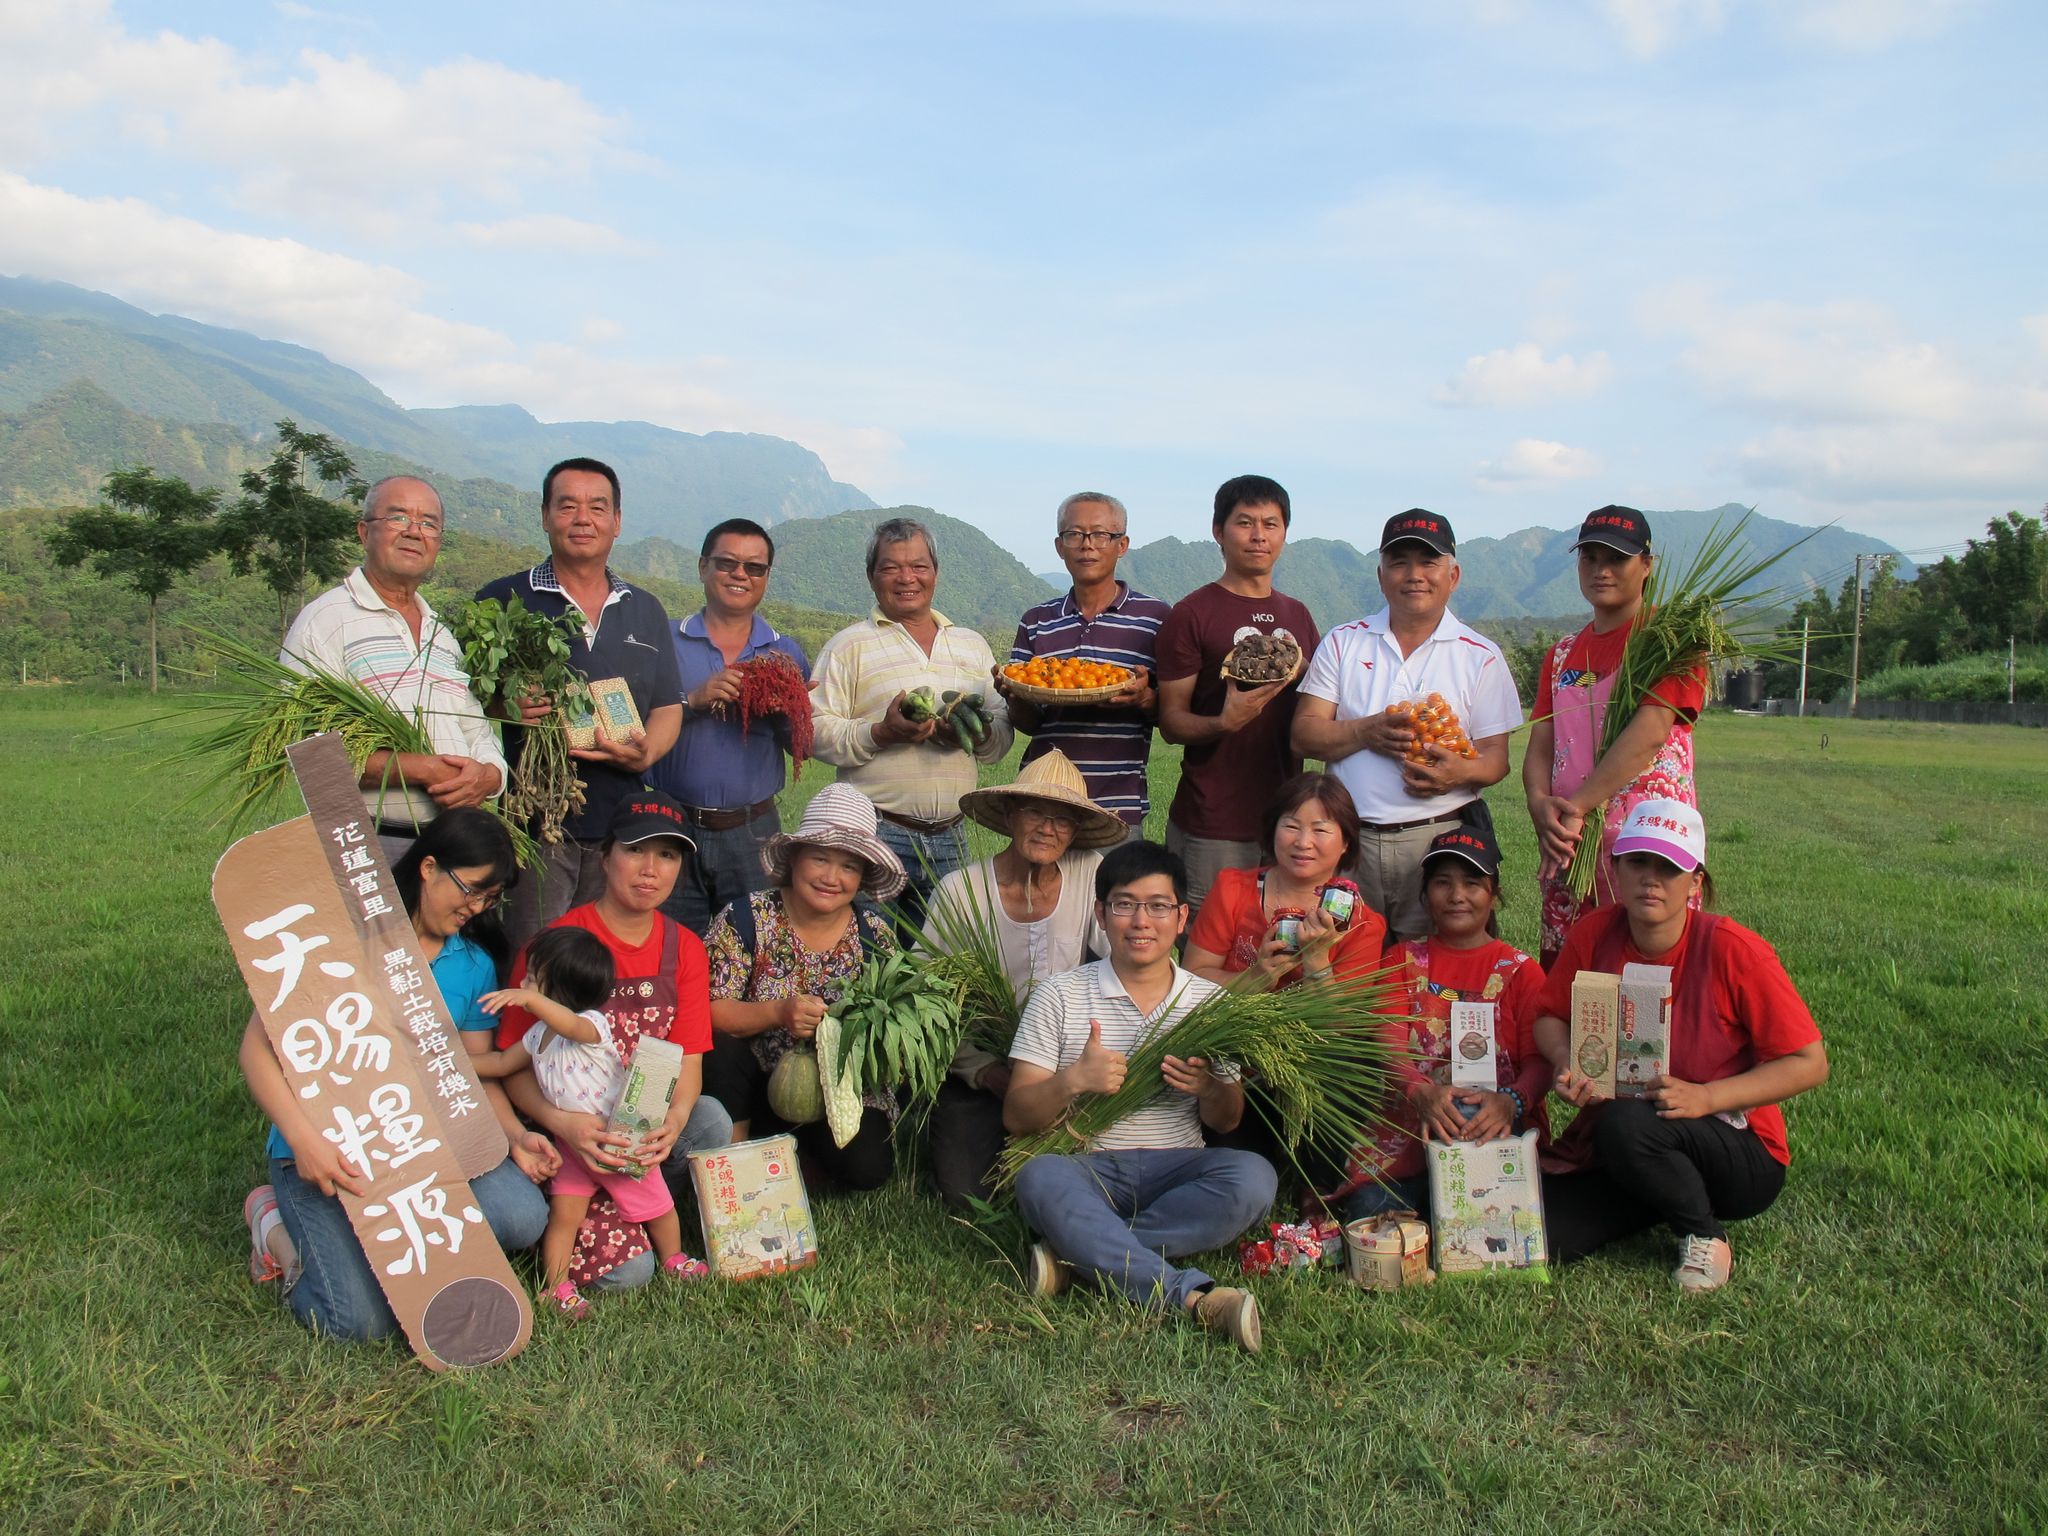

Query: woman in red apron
[1522,507,1706,968]
[1532,800,1828,1292]
[494,792,734,1301]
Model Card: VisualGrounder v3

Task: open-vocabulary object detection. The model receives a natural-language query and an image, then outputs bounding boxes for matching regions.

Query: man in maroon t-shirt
[1155,475,1321,914]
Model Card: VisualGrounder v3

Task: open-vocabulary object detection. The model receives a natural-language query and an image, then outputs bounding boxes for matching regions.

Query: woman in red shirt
[1533,799,1828,1292]
[1522,507,1706,968]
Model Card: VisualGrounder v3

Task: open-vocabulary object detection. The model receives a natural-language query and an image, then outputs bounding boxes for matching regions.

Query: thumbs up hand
[1068,1018,1128,1096]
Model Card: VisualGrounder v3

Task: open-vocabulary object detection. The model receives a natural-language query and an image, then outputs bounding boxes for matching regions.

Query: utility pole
[1848,553,1868,718]
[1798,617,1810,718]
[2012,635,2019,715]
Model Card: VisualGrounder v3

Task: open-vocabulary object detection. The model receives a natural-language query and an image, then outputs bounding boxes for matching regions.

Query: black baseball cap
[608,790,697,853]
[1571,505,1652,557]
[1379,509,1456,555]
[1423,823,1500,879]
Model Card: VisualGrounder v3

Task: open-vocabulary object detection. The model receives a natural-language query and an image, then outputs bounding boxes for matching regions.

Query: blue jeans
[660,806,780,937]
[874,818,968,932]
[587,1093,735,1293]
[1014,1146,1277,1311]
[268,1154,550,1343]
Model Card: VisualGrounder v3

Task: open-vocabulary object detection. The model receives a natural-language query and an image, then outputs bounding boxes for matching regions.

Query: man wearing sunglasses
[647,517,811,935]
[281,474,507,862]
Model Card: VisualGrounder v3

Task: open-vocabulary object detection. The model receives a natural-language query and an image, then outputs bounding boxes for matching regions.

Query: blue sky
[3,0,2043,567]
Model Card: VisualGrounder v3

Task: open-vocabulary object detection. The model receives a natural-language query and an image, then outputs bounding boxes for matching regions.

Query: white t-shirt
[1007,959,1225,1151]
[1298,606,1523,825]
[523,1008,623,1117]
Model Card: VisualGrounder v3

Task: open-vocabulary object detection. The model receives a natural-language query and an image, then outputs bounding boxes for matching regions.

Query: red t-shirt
[1534,907,1821,1165]
[1155,583,1320,841]
[1535,615,1707,722]
[1186,865,1387,983]
[494,904,713,1055]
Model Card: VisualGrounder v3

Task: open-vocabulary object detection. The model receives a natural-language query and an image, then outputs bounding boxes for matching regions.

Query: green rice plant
[918,862,1026,1058]
[1565,510,1818,900]
[995,968,1410,1190]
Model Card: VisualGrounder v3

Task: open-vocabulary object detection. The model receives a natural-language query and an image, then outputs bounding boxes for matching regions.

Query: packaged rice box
[1426,1129,1550,1281]
[1448,1000,1498,1092]
[1615,962,1673,1100]
[686,1134,819,1281]
[1569,971,1621,1098]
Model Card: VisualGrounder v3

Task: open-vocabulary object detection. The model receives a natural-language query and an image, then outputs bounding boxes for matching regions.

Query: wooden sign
[213,733,529,1369]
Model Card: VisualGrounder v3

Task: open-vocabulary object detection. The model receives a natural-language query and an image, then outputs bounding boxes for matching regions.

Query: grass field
[2,692,2044,1533]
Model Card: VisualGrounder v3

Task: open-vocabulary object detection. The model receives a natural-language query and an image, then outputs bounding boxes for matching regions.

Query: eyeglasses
[1105,898,1183,919]
[1017,806,1079,832]
[708,555,771,579]
[364,512,444,536]
[440,865,504,910]
[1057,529,1126,548]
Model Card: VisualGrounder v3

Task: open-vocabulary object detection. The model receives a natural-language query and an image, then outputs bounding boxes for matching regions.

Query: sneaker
[663,1254,710,1282]
[1674,1234,1733,1293]
[547,1280,591,1321]
[243,1185,289,1285]
[1025,1242,1073,1299]
[1193,1286,1262,1354]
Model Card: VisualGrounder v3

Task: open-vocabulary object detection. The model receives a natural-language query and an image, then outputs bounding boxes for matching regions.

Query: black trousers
[1543,1098,1786,1261]
[929,1077,1008,1210]
[702,1032,896,1192]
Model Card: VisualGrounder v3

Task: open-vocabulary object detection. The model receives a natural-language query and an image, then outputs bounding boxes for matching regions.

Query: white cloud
[578,317,625,345]
[1477,438,1603,487]
[2024,314,2048,354]
[1600,0,1728,56]
[1782,0,1976,50]
[457,216,631,251]
[1438,343,1613,406]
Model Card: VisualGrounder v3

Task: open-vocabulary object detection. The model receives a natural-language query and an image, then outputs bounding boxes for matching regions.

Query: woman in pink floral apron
[495,792,734,1298]
[1523,507,1706,968]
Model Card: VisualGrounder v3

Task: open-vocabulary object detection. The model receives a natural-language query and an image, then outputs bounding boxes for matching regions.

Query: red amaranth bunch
[733,653,814,777]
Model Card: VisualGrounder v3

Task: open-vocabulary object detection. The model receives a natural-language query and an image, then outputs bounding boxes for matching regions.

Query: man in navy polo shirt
[648,517,811,935]
[994,491,1167,829]
[479,456,685,948]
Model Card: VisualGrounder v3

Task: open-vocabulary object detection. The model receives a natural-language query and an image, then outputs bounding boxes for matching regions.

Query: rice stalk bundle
[918,864,1026,1058]
[995,969,1410,1189]
[1564,511,1819,900]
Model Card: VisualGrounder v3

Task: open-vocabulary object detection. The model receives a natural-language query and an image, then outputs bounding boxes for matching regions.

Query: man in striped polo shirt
[281,474,507,862]
[1004,840,1275,1352]
[994,492,1169,829]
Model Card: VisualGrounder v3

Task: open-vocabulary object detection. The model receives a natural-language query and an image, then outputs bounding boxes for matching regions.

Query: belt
[878,809,965,837]
[680,796,778,832]
[1361,807,1469,835]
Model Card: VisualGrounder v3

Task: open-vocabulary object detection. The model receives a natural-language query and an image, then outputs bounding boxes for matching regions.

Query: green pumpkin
[766,1044,826,1125]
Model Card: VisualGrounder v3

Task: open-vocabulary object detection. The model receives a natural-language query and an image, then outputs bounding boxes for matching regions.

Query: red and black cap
[1571,505,1652,557]
[1379,509,1456,555]
[608,790,697,853]
[1423,823,1500,879]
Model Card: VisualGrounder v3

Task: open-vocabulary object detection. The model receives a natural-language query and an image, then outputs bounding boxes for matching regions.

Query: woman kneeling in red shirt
[1534,798,1828,1292]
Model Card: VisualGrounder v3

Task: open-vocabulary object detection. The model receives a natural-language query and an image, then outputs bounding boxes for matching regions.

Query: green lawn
[1,694,2044,1532]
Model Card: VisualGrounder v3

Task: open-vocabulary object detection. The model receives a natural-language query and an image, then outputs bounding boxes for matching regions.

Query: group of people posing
[238,461,1828,1355]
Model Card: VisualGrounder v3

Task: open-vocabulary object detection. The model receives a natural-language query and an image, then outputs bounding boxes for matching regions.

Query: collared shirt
[475,561,682,843]
[809,607,1014,820]
[1009,581,1172,825]
[1007,959,1225,1151]
[280,567,508,827]
[647,610,811,810]
[1298,605,1523,825]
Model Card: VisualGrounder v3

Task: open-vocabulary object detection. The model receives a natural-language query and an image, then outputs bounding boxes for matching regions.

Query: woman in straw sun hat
[702,783,908,1190]
[921,750,1126,1207]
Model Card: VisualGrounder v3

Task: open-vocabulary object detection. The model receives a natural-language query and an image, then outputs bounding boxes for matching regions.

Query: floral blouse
[707,890,898,1114]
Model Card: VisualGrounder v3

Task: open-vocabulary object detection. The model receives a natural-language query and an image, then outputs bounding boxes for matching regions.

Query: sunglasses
[707,555,771,579]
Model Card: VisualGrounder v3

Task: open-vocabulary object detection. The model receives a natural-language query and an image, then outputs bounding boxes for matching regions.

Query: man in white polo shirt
[1004,840,1275,1353]
[1291,510,1520,940]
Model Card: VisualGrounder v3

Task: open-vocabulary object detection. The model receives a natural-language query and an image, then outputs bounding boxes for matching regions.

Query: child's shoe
[663,1254,710,1282]
[1674,1234,1733,1293]
[243,1185,294,1285]
[547,1280,591,1321]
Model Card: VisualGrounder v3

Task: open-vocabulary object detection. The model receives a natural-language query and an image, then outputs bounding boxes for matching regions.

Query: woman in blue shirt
[238,810,553,1342]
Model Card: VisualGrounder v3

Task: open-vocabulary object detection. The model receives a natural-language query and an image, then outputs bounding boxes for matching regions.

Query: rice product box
[1615,962,1674,1100]
[566,676,645,749]
[687,1134,819,1281]
[1569,971,1621,1097]
[1426,1129,1550,1281]
[1448,1000,1498,1091]
[605,1036,683,1176]
[1342,1212,1432,1292]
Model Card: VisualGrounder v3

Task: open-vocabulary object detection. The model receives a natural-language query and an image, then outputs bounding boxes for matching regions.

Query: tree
[215,420,367,637]
[46,468,221,692]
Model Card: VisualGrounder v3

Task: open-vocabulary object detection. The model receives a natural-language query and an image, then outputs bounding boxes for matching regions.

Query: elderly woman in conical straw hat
[921,750,1128,1208]
[702,782,909,1191]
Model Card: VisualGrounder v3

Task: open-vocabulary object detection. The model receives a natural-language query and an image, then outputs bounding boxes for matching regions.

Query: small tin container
[1318,881,1358,930]
[1270,907,1307,952]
